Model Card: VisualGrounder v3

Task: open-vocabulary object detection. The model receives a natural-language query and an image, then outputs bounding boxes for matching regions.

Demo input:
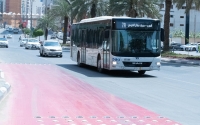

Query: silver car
[25,38,40,49]
[39,40,62,57]
[19,38,28,47]
[0,38,8,48]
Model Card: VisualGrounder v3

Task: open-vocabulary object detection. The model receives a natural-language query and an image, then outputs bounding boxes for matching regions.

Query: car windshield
[28,39,38,42]
[0,38,7,41]
[111,30,160,57]
[44,42,60,46]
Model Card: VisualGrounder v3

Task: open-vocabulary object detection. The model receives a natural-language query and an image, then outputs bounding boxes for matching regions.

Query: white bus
[70,16,164,74]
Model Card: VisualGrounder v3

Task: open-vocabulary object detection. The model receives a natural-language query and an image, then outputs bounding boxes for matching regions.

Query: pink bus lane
[0,63,180,125]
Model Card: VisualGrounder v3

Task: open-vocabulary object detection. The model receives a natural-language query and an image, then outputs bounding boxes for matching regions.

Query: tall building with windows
[159,2,200,34]
[21,0,42,28]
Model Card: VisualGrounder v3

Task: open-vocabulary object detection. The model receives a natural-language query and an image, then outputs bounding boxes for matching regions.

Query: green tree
[70,0,108,21]
[172,30,185,38]
[50,0,70,44]
[36,13,56,40]
[33,29,44,40]
[173,0,200,13]
[23,28,31,37]
[109,0,161,18]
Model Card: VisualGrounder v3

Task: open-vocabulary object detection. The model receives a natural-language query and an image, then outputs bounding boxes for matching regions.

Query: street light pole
[30,0,33,37]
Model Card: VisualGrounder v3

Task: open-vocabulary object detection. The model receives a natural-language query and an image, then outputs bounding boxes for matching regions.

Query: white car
[7,34,12,38]
[19,38,28,47]
[13,28,19,34]
[180,44,197,51]
[39,40,62,57]
[57,32,63,39]
[0,37,8,48]
[25,38,40,49]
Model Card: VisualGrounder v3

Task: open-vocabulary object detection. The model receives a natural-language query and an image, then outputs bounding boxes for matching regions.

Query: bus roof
[78,16,159,23]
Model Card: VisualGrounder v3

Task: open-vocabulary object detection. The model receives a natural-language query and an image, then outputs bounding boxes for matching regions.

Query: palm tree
[69,0,108,21]
[173,0,200,44]
[163,0,172,51]
[37,14,56,40]
[109,0,161,19]
[50,0,70,44]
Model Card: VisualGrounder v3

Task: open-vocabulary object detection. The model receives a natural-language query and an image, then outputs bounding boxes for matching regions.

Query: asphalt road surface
[0,31,200,125]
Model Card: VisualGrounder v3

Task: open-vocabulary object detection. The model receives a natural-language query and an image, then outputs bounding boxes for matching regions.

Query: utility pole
[30,0,33,37]
[194,14,196,43]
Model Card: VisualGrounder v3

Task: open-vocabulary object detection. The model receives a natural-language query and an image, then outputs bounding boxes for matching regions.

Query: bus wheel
[97,58,103,73]
[77,53,82,67]
[138,70,146,75]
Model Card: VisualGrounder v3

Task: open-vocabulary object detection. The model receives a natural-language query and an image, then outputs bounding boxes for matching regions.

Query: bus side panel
[71,46,79,63]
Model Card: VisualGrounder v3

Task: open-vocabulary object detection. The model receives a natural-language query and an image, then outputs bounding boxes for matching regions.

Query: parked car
[25,38,40,49]
[180,44,197,51]
[7,34,12,38]
[8,27,13,32]
[169,43,183,50]
[57,32,63,39]
[50,34,57,39]
[13,28,19,34]
[19,38,28,47]
[66,37,71,45]
[0,37,8,48]
[39,40,62,57]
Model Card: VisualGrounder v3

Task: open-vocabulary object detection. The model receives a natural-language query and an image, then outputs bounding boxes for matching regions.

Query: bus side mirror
[105,31,109,38]
[161,28,164,41]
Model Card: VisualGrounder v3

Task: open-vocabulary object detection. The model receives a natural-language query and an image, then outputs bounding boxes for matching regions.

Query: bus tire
[138,70,146,75]
[77,52,82,67]
[97,57,103,73]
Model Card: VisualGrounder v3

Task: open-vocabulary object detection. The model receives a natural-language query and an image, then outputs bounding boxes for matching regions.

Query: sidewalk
[161,51,200,65]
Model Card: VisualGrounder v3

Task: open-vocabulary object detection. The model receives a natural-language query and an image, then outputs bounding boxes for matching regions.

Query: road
[0,30,200,125]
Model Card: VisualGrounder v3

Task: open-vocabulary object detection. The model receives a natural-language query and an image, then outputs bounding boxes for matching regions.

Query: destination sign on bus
[114,19,159,30]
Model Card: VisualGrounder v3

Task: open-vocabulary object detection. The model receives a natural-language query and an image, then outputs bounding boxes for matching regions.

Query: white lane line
[163,77,200,86]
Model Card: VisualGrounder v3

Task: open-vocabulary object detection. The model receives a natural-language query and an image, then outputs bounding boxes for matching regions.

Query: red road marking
[0,64,180,125]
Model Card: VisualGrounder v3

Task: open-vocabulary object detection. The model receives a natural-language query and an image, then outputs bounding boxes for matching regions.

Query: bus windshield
[111,30,160,57]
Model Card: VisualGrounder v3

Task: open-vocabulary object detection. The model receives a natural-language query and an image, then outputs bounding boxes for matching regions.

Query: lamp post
[30,0,33,37]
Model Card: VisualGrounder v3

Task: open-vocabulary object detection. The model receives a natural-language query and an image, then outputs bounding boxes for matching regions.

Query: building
[3,0,21,27]
[0,1,3,21]
[21,0,42,28]
[159,2,200,34]
[42,0,57,14]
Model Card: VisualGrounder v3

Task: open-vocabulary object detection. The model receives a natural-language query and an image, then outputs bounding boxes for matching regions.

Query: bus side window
[98,30,104,49]
[105,30,109,39]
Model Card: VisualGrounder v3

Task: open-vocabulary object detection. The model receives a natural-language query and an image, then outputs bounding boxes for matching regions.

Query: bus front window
[111,30,160,57]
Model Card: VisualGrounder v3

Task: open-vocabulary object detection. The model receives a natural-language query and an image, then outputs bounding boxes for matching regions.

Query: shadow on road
[36,55,62,58]
[57,64,156,78]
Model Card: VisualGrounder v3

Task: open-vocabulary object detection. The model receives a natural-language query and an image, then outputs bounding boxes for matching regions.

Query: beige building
[4,0,21,27]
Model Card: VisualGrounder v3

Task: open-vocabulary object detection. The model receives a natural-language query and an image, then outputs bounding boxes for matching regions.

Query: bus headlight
[156,62,161,66]
[113,61,117,65]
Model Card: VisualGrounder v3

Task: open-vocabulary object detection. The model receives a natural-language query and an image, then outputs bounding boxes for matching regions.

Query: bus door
[102,30,110,69]
[81,30,86,63]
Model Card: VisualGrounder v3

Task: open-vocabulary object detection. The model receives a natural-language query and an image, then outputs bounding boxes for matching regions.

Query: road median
[161,51,200,65]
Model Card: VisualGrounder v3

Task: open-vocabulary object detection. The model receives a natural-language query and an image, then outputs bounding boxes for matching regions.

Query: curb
[161,58,200,66]
[0,70,11,102]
